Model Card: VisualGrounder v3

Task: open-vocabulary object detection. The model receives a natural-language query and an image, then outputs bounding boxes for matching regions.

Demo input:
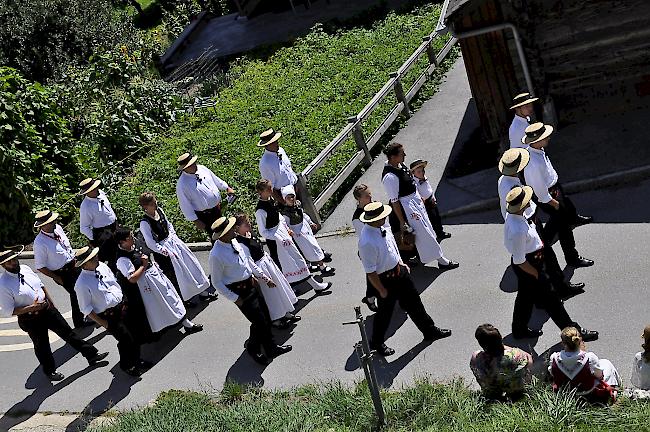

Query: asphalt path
[1,179,649,430]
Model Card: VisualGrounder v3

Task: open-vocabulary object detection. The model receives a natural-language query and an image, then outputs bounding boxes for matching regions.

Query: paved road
[1,177,648,430]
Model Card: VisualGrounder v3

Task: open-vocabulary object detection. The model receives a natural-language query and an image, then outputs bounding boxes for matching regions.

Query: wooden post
[348,116,372,168]
[295,173,321,225]
[423,36,438,68]
[390,72,411,118]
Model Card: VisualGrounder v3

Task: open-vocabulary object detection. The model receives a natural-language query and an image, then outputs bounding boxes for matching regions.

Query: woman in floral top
[470,324,533,400]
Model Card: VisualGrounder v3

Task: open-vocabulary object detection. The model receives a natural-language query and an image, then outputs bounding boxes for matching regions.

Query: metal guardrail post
[390,72,411,118]
[348,116,372,168]
[295,173,321,225]
[423,36,438,68]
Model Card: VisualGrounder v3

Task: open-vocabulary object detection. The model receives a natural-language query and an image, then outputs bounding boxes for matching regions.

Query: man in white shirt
[74,246,145,377]
[33,209,87,328]
[503,186,598,341]
[209,216,292,366]
[78,178,118,269]
[508,93,538,149]
[257,128,299,205]
[176,152,235,240]
[0,246,107,381]
[522,123,593,268]
[497,149,585,301]
[358,202,452,356]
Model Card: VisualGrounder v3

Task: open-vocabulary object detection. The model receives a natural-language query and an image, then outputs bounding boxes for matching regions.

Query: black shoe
[123,366,143,377]
[184,323,204,334]
[567,282,585,290]
[315,282,332,294]
[87,351,109,366]
[574,215,593,227]
[323,252,333,263]
[320,266,336,276]
[139,360,154,370]
[309,264,320,273]
[287,314,301,323]
[46,371,65,381]
[372,344,395,357]
[567,257,594,268]
[436,232,452,242]
[272,318,293,329]
[512,328,543,339]
[199,292,219,302]
[268,344,292,358]
[423,326,452,341]
[438,261,459,271]
[579,328,599,342]
[362,297,379,312]
[559,287,585,302]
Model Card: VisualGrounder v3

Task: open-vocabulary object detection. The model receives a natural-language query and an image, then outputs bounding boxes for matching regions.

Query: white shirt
[33,224,75,271]
[358,224,401,274]
[497,175,537,221]
[79,190,117,240]
[209,239,266,302]
[259,147,297,190]
[632,352,650,390]
[176,164,230,221]
[0,265,46,318]
[504,213,544,265]
[509,115,529,149]
[415,177,435,201]
[74,262,123,316]
[524,146,558,203]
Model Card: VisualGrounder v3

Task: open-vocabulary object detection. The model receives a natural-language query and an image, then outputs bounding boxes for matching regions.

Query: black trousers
[195,205,222,241]
[538,184,580,262]
[423,197,445,237]
[370,265,436,348]
[51,262,84,328]
[18,308,98,375]
[99,304,141,370]
[229,278,277,355]
[529,214,570,297]
[511,251,574,334]
[92,222,118,270]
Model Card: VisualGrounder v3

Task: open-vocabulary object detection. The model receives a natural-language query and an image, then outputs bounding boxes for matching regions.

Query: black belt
[525,248,544,263]
[18,299,51,320]
[98,302,125,319]
[548,183,560,199]
[51,260,75,275]
[92,222,117,242]
[225,276,257,297]
[195,205,221,222]
[379,264,402,279]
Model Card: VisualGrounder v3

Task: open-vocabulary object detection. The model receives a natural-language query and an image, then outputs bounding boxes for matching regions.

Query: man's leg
[19,316,56,375]
[511,265,536,335]
[425,201,445,238]
[532,272,573,330]
[45,308,98,360]
[106,314,141,370]
[394,270,436,334]
[60,268,85,328]
[238,292,277,355]
[369,283,398,349]
[540,203,579,263]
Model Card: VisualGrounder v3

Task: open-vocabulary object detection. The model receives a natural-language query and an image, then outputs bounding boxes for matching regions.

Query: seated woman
[549,326,620,404]
[627,324,650,399]
[470,324,532,400]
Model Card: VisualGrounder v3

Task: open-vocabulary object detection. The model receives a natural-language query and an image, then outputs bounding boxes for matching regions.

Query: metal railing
[295,33,458,224]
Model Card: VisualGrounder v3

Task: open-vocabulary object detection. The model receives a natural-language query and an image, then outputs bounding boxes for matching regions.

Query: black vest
[382,163,416,197]
[236,235,265,262]
[141,209,170,243]
[280,203,304,226]
[116,247,145,271]
[256,199,280,229]
[352,207,363,222]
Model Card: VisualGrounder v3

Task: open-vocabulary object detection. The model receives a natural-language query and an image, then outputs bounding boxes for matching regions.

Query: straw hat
[521,122,554,145]
[75,246,99,268]
[257,128,282,147]
[409,159,428,171]
[360,202,393,223]
[34,209,60,229]
[177,152,198,171]
[506,186,534,214]
[0,245,25,265]
[211,216,236,241]
[510,92,539,109]
[499,148,530,176]
[280,184,296,199]
[78,178,101,195]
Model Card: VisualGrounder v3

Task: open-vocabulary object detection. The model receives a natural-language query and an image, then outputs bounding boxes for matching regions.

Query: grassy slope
[90,379,650,431]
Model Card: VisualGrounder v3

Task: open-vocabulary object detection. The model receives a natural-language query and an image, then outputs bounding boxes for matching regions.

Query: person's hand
[310,223,318,231]
[227,188,235,195]
[97,318,109,329]
[378,287,388,299]
[403,264,411,274]
[550,199,560,210]
[32,300,47,312]
[235,296,244,307]
[287,229,295,237]
[141,255,149,267]
[193,220,206,230]
[266,278,276,288]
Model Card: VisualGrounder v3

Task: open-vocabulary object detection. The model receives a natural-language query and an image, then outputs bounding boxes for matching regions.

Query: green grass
[88,378,650,431]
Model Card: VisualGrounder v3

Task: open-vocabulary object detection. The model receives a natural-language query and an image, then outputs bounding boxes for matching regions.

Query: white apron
[271,222,311,283]
[159,233,210,300]
[399,192,443,263]
[284,216,324,263]
[117,258,186,333]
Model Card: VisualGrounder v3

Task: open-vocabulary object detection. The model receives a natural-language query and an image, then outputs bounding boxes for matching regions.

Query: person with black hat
[74,246,146,377]
[509,92,538,149]
[208,216,292,365]
[358,202,452,356]
[503,186,598,341]
[0,246,108,381]
[78,178,119,268]
[409,159,451,242]
[257,128,300,205]
[176,152,236,239]
[522,123,594,268]
[33,209,87,328]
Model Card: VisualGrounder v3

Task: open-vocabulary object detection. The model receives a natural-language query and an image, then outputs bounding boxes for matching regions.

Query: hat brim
[506,186,534,214]
[360,204,393,223]
[409,161,428,172]
[179,155,198,171]
[257,132,282,147]
[75,247,100,268]
[78,180,101,195]
[34,212,59,229]
[510,97,539,109]
[522,124,554,145]
[211,217,237,241]
[498,149,530,176]
[0,245,25,265]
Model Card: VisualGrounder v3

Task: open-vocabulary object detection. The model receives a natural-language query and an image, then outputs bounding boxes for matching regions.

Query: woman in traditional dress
[233,214,300,329]
[254,179,331,294]
[115,228,203,336]
[138,192,217,304]
[279,185,334,275]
